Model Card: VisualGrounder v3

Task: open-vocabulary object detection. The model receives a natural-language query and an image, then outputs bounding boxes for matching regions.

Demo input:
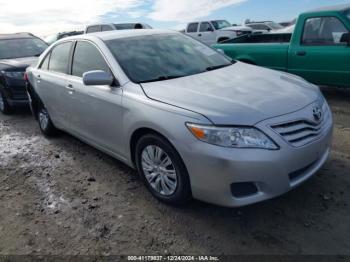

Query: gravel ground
[0,87,349,256]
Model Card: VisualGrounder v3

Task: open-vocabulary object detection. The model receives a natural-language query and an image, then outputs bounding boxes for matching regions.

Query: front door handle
[296,51,307,56]
[66,84,74,89]
[198,34,202,37]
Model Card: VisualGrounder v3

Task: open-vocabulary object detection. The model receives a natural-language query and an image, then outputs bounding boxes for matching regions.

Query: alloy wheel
[39,109,49,130]
[141,145,178,196]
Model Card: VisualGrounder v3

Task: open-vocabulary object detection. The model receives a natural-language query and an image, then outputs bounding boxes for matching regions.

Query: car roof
[0,32,34,40]
[64,29,178,42]
[304,4,350,14]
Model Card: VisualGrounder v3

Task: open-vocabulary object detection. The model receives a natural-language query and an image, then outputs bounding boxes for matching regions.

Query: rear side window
[86,26,100,33]
[49,42,72,74]
[101,25,114,31]
[199,22,213,32]
[302,17,349,45]
[72,41,110,77]
[187,23,199,33]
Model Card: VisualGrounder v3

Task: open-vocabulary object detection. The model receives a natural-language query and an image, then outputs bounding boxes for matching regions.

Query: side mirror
[340,32,350,46]
[83,70,114,86]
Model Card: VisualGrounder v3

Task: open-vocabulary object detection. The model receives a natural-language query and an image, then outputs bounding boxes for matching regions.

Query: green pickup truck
[213,4,350,87]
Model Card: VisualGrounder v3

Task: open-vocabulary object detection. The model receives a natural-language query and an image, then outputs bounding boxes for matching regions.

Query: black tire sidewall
[0,90,11,114]
[135,134,191,205]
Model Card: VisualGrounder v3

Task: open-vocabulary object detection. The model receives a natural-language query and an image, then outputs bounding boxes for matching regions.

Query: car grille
[271,103,331,147]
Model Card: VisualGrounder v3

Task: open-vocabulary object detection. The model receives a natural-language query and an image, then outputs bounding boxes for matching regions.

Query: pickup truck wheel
[135,134,192,205]
[37,106,58,137]
[0,90,12,114]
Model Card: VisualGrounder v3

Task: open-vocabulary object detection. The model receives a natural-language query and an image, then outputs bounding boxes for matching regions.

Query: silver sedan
[26,30,333,207]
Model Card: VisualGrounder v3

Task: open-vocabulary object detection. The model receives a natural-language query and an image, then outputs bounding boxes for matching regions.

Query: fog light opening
[231,182,258,198]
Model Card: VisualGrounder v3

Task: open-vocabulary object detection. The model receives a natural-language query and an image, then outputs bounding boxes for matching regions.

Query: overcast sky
[0,0,348,37]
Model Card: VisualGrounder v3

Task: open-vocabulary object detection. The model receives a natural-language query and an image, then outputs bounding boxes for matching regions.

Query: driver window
[199,22,213,32]
[72,41,110,78]
[302,17,349,45]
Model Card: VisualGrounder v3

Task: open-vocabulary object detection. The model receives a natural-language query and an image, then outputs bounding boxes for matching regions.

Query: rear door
[33,41,73,129]
[198,22,216,45]
[65,40,124,156]
[186,23,199,41]
[288,16,350,86]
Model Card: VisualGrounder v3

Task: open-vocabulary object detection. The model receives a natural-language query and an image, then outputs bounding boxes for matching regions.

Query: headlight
[186,123,278,149]
[3,71,25,79]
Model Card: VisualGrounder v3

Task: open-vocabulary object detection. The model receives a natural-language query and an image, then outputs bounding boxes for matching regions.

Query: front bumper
[177,101,333,207]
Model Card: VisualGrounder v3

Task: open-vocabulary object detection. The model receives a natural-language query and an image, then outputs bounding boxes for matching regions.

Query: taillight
[24,72,28,81]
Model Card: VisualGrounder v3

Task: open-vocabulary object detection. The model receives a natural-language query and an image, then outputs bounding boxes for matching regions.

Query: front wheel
[37,106,58,137]
[0,90,12,114]
[135,134,192,205]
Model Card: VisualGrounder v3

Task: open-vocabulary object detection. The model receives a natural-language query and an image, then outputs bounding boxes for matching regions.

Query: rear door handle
[296,51,307,56]
[66,84,74,89]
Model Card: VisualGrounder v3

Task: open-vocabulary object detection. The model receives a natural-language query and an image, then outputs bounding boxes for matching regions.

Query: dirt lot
[0,87,349,256]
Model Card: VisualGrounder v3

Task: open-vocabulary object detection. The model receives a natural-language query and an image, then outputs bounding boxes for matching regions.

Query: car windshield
[211,20,232,30]
[266,22,283,30]
[0,38,48,59]
[105,33,233,84]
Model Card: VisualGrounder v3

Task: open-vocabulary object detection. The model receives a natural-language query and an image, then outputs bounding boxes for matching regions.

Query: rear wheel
[37,106,58,137]
[0,90,12,114]
[135,134,191,205]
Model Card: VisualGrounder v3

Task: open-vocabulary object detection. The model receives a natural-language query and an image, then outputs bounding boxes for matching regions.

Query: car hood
[0,56,38,71]
[141,62,320,125]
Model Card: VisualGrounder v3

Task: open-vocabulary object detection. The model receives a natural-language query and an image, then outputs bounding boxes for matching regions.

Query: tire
[135,134,192,205]
[0,90,12,114]
[37,106,58,137]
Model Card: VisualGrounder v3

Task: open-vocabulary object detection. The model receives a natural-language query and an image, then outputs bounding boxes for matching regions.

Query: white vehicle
[85,23,152,34]
[185,20,253,45]
[245,21,284,32]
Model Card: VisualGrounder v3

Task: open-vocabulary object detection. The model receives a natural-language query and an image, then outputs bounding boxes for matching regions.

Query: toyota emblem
[313,107,322,122]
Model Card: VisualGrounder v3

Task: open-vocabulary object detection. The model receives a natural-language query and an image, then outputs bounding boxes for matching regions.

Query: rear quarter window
[86,25,100,33]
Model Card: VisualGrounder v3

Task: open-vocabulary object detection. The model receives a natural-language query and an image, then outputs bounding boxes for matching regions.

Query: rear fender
[25,81,43,119]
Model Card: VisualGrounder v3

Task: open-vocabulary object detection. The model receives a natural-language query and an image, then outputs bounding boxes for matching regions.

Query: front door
[289,16,350,87]
[198,22,216,45]
[66,41,124,156]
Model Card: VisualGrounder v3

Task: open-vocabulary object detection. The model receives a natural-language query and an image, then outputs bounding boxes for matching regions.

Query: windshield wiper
[205,63,231,71]
[140,75,185,83]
